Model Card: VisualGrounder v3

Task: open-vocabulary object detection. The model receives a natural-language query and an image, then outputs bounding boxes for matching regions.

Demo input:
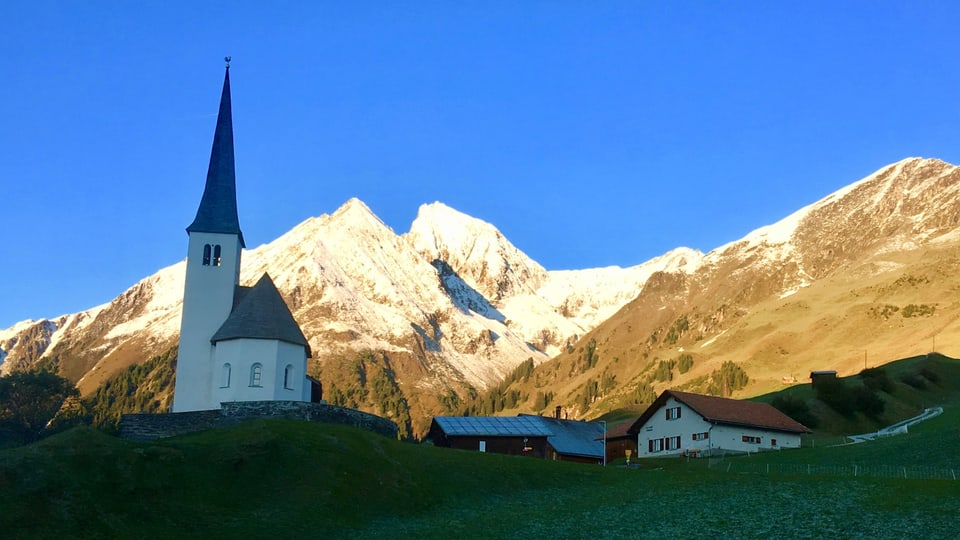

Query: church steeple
[186,59,245,247]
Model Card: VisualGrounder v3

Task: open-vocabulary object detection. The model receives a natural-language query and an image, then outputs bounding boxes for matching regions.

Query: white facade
[172,231,242,412]
[212,338,310,404]
[637,396,803,457]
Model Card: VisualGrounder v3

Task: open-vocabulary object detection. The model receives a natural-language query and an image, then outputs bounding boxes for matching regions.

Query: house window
[665,406,681,420]
[220,363,231,388]
[692,432,709,441]
[202,244,212,266]
[250,363,263,387]
[283,364,294,389]
[213,244,222,267]
[479,440,486,453]
[665,436,681,450]
[742,435,761,444]
[771,438,777,447]
[648,436,680,452]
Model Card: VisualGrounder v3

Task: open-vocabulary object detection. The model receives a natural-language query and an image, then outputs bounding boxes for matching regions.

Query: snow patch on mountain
[539,247,703,329]
[105,263,185,340]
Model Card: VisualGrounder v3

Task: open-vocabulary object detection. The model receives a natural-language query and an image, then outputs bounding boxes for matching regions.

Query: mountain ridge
[3,157,959,436]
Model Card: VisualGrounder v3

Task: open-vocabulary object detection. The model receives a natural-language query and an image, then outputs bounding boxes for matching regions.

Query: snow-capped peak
[406,202,548,300]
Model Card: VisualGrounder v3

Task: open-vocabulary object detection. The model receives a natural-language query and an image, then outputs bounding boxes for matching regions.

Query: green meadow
[1,411,957,539]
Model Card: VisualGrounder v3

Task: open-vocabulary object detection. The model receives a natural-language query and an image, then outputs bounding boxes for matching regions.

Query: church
[171,61,317,412]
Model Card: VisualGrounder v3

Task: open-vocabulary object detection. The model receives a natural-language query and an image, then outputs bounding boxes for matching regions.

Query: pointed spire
[186,60,245,247]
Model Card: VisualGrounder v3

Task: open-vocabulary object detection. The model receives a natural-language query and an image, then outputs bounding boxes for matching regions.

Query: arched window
[250,363,263,387]
[213,245,222,267]
[202,244,212,266]
[221,363,232,388]
[283,364,294,389]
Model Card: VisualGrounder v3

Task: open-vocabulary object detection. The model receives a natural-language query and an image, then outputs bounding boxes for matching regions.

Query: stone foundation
[119,401,398,441]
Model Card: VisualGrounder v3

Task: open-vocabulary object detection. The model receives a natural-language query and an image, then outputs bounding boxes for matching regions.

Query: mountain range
[2,157,959,436]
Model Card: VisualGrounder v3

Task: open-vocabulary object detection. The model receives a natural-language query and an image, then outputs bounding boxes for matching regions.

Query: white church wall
[272,340,308,401]
[212,338,308,405]
[173,231,243,412]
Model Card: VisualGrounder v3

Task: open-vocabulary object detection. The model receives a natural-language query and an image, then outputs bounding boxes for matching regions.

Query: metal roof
[432,416,553,437]
[536,416,604,459]
[433,415,604,459]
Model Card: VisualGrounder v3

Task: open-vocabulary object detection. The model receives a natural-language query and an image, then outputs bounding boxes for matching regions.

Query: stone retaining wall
[119,401,398,441]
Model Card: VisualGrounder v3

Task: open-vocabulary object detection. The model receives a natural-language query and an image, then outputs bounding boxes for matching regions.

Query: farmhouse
[630,390,810,457]
[427,414,604,464]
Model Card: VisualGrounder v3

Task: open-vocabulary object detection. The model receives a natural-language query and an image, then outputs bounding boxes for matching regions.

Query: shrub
[899,372,927,389]
[852,386,885,418]
[771,395,819,428]
[860,367,893,393]
[814,378,855,417]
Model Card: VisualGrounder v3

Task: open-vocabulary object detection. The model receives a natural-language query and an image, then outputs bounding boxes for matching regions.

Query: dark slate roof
[630,390,812,434]
[432,415,553,437]
[534,416,604,459]
[186,66,245,247]
[211,273,311,356]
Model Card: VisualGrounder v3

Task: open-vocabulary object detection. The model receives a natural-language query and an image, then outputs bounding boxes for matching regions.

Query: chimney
[555,405,562,419]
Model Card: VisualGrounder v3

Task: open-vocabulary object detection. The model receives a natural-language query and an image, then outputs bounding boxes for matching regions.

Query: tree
[677,354,694,374]
[0,371,79,446]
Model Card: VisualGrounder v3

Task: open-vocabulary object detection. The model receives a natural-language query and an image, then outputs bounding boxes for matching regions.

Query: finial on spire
[225,56,231,69]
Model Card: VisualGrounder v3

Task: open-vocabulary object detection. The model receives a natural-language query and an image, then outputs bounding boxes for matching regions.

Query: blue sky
[3,2,960,329]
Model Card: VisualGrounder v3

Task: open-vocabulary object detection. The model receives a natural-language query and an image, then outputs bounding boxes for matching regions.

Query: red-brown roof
[596,421,634,440]
[630,390,811,434]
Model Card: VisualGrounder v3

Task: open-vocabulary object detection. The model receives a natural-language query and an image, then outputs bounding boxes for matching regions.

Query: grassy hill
[2,412,958,538]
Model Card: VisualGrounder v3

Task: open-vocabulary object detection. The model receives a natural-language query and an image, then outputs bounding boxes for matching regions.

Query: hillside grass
[2,415,959,539]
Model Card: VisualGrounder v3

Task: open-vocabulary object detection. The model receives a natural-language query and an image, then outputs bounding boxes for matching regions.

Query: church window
[284,364,294,389]
[220,363,231,388]
[202,244,212,266]
[213,245,222,267]
[250,363,263,387]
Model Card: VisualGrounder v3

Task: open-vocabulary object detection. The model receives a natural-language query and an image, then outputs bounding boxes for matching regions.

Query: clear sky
[3,2,960,329]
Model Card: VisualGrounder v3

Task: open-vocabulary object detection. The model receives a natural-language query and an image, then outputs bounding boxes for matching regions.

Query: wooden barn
[427,415,604,464]
[599,421,638,464]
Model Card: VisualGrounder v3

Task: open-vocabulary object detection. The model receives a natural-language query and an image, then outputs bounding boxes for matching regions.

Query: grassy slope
[2,416,959,539]
[750,353,960,435]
